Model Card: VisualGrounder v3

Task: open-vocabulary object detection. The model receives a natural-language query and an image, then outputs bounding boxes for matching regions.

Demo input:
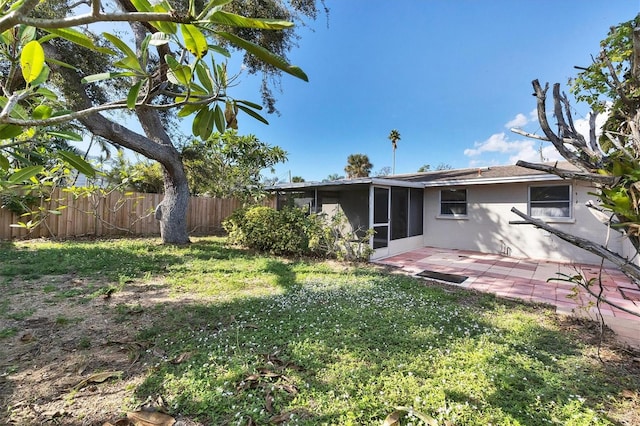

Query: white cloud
[464,132,563,165]
[505,113,529,129]
[504,109,538,129]
[463,132,532,157]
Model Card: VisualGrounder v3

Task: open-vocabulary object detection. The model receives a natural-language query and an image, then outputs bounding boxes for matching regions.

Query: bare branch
[510,207,640,283]
[511,127,577,144]
[515,160,616,185]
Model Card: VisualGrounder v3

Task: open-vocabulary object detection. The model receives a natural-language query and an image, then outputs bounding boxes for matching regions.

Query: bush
[223,206,322,256]
[224,206,373,260]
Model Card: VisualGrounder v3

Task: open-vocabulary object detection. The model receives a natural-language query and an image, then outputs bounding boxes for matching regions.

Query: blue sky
[217,0,639,182]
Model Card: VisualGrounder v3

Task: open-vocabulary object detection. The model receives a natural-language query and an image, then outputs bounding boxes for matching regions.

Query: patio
[374,246,640,347]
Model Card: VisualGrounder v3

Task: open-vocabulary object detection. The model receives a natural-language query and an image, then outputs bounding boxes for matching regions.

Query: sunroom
[269,178,425,260]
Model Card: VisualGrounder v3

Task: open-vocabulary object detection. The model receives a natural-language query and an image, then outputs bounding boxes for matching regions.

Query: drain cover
[416,270,468,284]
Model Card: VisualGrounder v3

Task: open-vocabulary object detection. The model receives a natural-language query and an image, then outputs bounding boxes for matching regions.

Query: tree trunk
[155,163,190,244]
[44,44,191,244]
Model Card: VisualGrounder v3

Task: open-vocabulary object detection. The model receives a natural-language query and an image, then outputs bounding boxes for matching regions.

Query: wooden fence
[0,188,273,240]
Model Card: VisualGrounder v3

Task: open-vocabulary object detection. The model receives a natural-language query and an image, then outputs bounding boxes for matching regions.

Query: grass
[1,236,638,425]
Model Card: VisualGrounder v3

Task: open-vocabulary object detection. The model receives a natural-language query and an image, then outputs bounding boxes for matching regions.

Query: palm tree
[344,154,373,179]
[388,129,401,175]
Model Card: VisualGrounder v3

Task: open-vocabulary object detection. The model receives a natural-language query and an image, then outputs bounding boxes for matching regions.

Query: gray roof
[268,162,576,191]
[384,162,577,187]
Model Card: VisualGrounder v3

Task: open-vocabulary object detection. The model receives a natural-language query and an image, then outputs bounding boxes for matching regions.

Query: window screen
[440,189,467,216]
[530,185,571,218]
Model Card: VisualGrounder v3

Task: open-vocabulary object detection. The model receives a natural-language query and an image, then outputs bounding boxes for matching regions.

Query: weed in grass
[0,327,17,338]
[77,337,91,349]
[7,308,34,320]
[42,284,56,293]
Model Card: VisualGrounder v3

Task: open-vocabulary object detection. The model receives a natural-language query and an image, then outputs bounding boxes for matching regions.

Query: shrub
[224,206,322,256]
[224,206,373,260]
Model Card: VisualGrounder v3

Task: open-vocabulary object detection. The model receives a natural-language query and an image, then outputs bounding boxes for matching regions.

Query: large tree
[388,129,400,175]
[0,0,319,244]
[512,14,640,315]
[344,153,372,179]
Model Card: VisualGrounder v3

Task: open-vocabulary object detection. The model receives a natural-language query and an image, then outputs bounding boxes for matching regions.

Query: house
[270,163,634,265]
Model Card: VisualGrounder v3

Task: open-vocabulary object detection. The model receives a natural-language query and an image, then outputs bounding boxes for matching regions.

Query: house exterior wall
[423,180,626,264]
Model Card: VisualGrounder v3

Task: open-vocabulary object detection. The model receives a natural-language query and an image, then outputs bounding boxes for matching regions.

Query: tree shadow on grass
[130,276,639,426]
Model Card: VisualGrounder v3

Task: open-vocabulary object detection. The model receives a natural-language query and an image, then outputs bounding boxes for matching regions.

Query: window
[529,185,571,218]
[440,189,467,216]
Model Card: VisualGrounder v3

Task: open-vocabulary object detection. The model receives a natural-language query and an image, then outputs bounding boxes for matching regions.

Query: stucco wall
[423,180,627,265]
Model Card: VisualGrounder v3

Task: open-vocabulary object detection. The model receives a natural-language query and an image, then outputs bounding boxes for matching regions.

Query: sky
[210,0,640,182]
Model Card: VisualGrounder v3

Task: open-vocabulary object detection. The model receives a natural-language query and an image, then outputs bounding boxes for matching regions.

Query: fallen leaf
[169,352,192,364]
[265,390,274,414]
[72,370,122,391]
[126,410,176,426]
[269,412,292,424]
[622,389,637,399]
[382,410,402,426]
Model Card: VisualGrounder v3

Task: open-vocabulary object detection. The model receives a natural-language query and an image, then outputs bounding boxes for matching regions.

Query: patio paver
[374,247,640,347]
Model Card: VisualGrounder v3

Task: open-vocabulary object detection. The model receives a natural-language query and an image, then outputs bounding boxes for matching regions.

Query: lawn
[0,237,638,425]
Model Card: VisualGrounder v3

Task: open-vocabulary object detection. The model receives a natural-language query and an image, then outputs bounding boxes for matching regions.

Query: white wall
[423,180,628,265]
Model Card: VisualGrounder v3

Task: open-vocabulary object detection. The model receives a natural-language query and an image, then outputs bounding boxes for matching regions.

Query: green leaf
[58,150,96,178]
[8,165,43,183]
[236,99,263,110]
[216,31,308,81]
[113,56,144,73]
[181,24,208,58]
[177,103,204,118]
[197,0,234,21]
[208,44,231,57]
[195,61,214,92]
[151,2,177,34]
[20,40,45,83]
[213,104,225,133]
[43,28,114,55]
[129,0,152,12]
[0,153,9,170]
[29,64,49,86]
[45,57,78,71]
[47,131,83,141]
[127,80,143,109]
[236,104,269,125]
[18,25,36,45]
[193,107,214,140]
[201,11,294,30]
[32,104,52,120]
[103,33,141,69]
[81,71,137,84]
[165,55,192,86]
[0,124,24,139]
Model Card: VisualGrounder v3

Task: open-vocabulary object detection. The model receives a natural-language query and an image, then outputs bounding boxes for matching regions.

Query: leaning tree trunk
[44,35,192,244]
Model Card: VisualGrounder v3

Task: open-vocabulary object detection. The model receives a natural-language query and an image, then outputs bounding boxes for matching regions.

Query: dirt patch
[0,275,202,425]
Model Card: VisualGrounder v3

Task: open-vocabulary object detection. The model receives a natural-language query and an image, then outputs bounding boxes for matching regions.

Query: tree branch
[510,207,640,283]
[515,160,616,185]
[0,11,191,33]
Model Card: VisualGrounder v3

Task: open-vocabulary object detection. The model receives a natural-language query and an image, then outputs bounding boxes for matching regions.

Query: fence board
[0,188,275,240]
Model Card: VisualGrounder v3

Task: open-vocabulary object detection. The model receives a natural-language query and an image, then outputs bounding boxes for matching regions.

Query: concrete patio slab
[374,246,640,348]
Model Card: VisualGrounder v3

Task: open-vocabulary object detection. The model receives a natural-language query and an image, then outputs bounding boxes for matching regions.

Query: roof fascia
[421,174,566,187]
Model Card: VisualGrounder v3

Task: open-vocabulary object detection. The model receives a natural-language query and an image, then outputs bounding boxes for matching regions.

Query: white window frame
[438,188,468,218]
[528,184,573,221]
